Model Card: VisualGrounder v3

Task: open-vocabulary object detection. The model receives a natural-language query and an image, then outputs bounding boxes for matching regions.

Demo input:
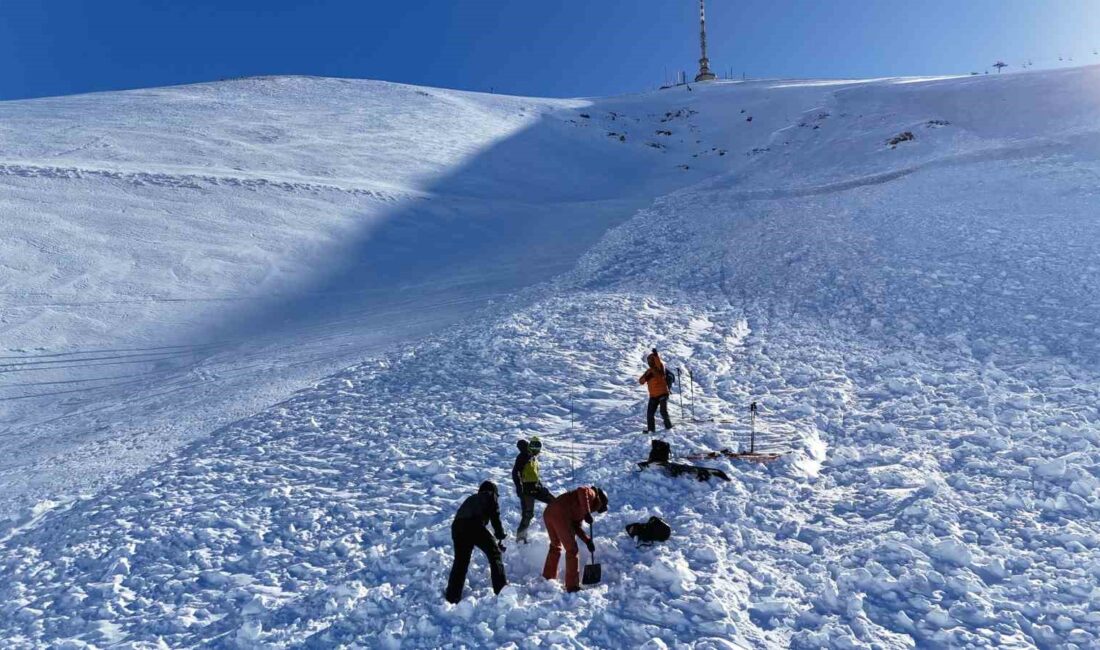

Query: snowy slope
[3,67,1100,648]
[0,75,849,517]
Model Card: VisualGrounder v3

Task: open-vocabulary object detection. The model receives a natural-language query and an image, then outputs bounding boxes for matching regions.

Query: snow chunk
[648,556,697,595]
[931,540,972,567]
[1033,456,1067,480]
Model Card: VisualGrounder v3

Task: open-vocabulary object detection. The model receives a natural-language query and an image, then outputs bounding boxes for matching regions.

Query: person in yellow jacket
[512,437,555,543]
[639,348,674,433]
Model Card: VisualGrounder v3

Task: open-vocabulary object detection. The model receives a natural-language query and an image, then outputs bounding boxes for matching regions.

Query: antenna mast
[695,0,716,82]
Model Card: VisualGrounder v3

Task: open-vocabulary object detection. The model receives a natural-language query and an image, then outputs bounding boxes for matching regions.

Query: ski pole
[570,391,576,483]
[749,401,757,454]
[688,368,697,422]
[676,368,685,420]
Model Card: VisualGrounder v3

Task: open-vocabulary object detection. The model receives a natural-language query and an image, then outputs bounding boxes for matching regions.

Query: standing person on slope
[542,486,608,593]
[445,481,508,604]
[639,348,674,433]
[513,437,555,543]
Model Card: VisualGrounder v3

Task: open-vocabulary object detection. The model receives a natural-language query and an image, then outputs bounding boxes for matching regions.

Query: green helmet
[528,437,543,455]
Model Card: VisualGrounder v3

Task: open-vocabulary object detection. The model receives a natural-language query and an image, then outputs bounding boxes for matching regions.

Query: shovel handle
[590,521,596,562]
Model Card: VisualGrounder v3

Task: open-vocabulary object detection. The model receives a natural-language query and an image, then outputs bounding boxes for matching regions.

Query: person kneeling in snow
[445,481,508,604]
[542,486,608,592]
[639,348,674,433]
[513,437,555,543]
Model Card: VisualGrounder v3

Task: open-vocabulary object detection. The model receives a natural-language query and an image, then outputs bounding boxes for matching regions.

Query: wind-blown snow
[2,67,1100,648]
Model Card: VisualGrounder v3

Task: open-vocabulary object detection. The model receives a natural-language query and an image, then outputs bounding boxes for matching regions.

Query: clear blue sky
[2,0,1098,100]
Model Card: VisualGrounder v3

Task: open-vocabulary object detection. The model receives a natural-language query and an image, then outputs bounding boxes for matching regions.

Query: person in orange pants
[542,486,608,592]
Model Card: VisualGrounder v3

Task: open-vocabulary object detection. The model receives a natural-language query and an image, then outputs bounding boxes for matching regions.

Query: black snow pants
[516,484,555,538]
[446,518,507,604]
[646,394,673,432]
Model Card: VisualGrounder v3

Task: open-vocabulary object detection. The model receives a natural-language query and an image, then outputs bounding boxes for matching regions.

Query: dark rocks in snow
[887,131,915,148]
[660,108,698,123]
[607,111,635,122]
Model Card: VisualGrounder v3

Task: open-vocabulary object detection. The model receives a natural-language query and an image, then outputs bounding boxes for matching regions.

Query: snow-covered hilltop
[2,67,1099,648]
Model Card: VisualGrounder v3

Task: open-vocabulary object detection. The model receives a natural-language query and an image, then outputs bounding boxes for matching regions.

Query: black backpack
[626,516,672,544]
[665,368,676,390]
[648,440,671,464]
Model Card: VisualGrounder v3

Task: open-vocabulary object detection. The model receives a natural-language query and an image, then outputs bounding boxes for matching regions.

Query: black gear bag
[625,516,672,545]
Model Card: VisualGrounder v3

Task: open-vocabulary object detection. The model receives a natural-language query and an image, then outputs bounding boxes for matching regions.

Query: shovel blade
[582,563,602,585]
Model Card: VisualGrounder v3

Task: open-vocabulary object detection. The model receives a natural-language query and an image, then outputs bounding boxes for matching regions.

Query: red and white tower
[694,0,716,82]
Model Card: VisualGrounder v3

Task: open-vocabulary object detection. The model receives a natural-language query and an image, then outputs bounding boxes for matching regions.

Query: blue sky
[1,0,1098,100]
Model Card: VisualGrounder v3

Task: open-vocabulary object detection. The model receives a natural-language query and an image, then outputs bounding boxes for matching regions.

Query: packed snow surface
[2,67,1100,648]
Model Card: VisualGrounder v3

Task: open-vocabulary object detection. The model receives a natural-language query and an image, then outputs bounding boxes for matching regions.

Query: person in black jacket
[445,481,508,604]
[512,437,555,543]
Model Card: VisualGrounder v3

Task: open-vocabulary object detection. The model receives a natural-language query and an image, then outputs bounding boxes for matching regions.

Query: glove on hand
[585,539,595,554]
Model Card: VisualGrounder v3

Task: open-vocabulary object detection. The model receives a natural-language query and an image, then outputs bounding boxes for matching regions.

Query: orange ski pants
[542,505,580,591]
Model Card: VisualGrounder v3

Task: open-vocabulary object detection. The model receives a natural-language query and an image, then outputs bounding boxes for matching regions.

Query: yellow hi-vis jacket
[522,457,540,483]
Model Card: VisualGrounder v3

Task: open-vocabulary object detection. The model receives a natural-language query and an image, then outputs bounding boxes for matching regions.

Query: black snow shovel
[582,522,602,585]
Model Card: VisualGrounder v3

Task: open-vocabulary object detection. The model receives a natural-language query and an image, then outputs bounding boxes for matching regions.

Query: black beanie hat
[594,486,608,513]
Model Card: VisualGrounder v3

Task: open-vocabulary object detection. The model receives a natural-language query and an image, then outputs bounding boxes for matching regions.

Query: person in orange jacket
[639,348,673,433]
[542,486,608,592]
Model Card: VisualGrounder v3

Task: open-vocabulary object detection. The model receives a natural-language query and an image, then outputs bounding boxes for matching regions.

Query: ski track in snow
[0,161,413,200]
[2,68,1100,648]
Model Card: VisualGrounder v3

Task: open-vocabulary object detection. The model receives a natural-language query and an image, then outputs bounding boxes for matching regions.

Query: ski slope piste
[1,66,1099,648]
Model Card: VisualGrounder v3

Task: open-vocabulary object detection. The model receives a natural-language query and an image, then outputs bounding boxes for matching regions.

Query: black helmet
[594,487,608,513]
[479,480,498,496]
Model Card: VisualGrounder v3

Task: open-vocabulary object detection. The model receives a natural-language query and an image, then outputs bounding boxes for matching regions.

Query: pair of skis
[680,448,781,463]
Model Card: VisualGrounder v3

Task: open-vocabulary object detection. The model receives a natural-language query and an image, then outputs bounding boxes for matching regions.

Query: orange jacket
[639,353,669,397]
[546,487,601,543]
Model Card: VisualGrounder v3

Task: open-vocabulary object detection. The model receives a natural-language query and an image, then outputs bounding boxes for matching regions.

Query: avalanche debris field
[2,69,1100,648]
